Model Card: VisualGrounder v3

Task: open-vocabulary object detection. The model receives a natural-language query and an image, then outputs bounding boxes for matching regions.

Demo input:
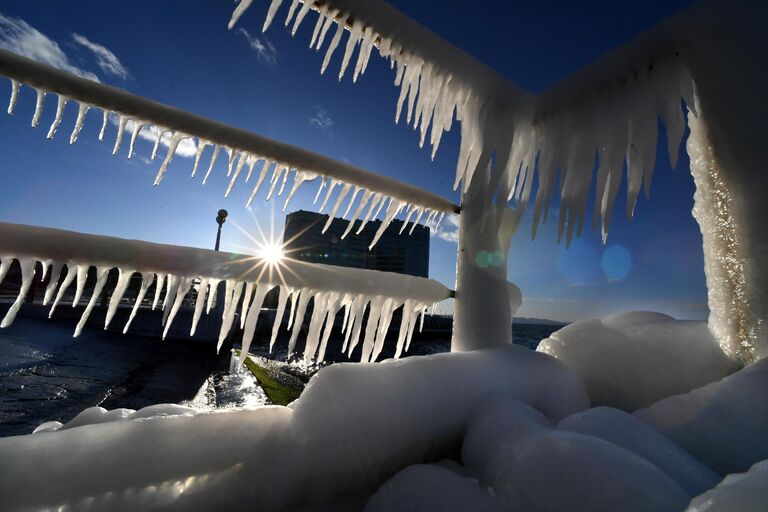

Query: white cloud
[110,117,197,159]
[236,28,277,65]
[431,213,460,243]
[309,106,334,133]
[71,33,130,80]
[0,13,99,82]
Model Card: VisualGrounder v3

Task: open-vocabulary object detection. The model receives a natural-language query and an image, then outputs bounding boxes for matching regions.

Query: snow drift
[685,459,768,512]
[538,311,739,410]
[636,357,768,475]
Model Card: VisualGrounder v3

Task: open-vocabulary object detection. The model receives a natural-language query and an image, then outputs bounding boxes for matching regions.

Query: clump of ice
[0,346,588,511]
[364,464,506,512]
[685,459,768,512]
[461,395,692,512]
[538,311,740,410]
[558,406,722,495]
[636,357,768,475]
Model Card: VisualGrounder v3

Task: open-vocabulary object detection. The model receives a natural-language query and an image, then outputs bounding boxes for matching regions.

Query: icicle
[0,259,11,292]
[46,95,68,139]
[322,183,352,232]
[346,296,368,357]
[192,140,209,178]
[154,132,186,185]
[372,194,388,220]
[313,177,326,203]
[342,187,361,219]
[151,273,167,310]
[37,259,50,282]
[31,89,46,128]
[318,179,338,212]
[291,0,315,35]
[278,166,291,196]
[42,261,64,305]
[434,211,446,230]
[229,0,254,30]
[356,193,382,234]
[353,27,375,83]
[338,20,362,81]
[370,200,405,248]
[303,292,330,363]
[409,208,426,235]
[73,266,110,337]
[0,258,35,328]
[112,115,128,155]
[161,275,182,325]
[395,299,415,358]
[283,171,311,211]
[284,0,300,27]
[246,159,272,207]
[399,205,416,234]
[206,278,221,314]
[287,289,312,356]
[72,265,89,307]
[315,9,339,50]
[360,296,384,363]
[286,288,299,330]
[105,268,134,329]
[98,110,109,141]
[240,282,255,329]
[225,147,237,177]
[124,272,154,334]
[217,280,243,353]
[69,103,89,144]
[225,153,249,197]
[203,145,222,185]
[320,15,348,75]
[260,0,281,32]
[50,264,76,317]
[190,278,209,336]
[238,284,271,365]
[342,189,372,238]
[7,79,20,114]
[245,156,257,182]
[163,277,193,339]
[151,127,167,160]
[269,285,290,352]
[371,297,397,362]
[309,5,328,48]
[128,121,145,159]
[317,293,343,362]
[267,166,287,200]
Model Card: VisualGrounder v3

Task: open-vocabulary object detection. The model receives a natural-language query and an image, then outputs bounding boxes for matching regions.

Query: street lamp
[215,209,228,251]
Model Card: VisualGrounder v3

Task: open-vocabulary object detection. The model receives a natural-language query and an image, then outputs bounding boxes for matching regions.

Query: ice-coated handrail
[0,49,458,237]
[0,222,451,363]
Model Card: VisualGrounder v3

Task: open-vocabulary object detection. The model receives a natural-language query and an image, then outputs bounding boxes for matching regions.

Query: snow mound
[364,464,505,512]
[32,404,199,433]
[559,406,721,495]
[637,358,768,475]
[538,311,739,410]
[686,459,768,511]
[462,396,691,511]
[0,346,588,511]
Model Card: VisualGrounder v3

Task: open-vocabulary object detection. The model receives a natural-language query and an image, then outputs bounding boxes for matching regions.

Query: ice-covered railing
[0,49,458,248]
[230,0,533,195]
[0,222,450,364]
[232,0,699,245]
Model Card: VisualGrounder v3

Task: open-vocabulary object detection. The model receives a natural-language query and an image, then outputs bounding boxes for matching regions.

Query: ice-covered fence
[232,0,767,362]
[0,222,451,364]
[0,49,458,249]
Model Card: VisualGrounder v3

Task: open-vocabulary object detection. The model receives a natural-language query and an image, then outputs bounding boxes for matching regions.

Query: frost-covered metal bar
[0,222,450,364]
[0,49,458,239]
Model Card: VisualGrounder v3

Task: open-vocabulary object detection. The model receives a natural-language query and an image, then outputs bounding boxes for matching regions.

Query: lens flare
[259,242,284,263]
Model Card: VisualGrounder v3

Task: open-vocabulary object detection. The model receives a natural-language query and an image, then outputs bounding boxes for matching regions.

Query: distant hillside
[513,317,567,327]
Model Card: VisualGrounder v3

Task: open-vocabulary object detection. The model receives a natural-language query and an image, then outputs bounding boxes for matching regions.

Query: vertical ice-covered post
[451,159,520,352]
[680,1,768,362]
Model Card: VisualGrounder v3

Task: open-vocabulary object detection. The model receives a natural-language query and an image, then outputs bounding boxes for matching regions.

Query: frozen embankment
[0,344,587,511]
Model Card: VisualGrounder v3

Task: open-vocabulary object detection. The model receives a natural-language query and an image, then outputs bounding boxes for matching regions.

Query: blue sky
[0,0,705,322]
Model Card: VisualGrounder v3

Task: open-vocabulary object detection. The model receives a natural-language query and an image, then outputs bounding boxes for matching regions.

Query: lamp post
[215,209,228,251]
